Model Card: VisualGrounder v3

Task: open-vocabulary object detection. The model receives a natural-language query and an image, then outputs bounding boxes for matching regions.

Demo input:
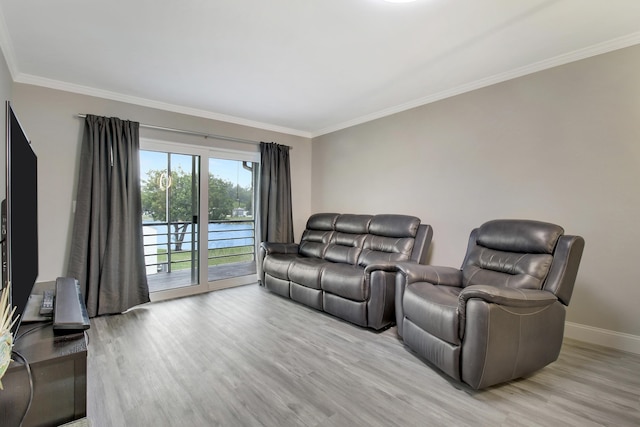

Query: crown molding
[3,16,639,140]
[311,31,640,137]
[12,73,313,139]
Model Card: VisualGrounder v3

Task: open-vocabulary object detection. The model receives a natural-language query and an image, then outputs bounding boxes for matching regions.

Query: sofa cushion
[263,275,290,298]
[262,253,297,280]
[288,257,327,290]
[321,263,368,301]
[323,293,367,327]
[290,283,323,310]
[403,282,462,345]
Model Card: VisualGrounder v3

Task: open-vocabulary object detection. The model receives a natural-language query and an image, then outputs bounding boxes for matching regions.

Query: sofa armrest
[364,262,404,274]
[260,241,299,255]
[258,242,299,285]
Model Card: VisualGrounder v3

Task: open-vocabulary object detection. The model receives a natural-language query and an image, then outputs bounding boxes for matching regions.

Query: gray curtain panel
[259,142,294,243]
[67,115,150,317]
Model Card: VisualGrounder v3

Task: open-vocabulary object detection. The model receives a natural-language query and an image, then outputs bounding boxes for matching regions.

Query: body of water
[143,221,255,250]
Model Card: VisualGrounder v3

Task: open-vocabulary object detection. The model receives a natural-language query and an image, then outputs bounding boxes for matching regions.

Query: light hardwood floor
[86,284,640,426]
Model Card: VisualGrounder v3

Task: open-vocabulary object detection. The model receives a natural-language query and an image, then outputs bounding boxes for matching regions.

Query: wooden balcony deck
[147,261,257,293]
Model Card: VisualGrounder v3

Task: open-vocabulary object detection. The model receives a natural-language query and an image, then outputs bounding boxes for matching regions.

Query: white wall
[0,46,12,197]
[11,84,313,283]
[7,43,640,352]
[312,45,640,348]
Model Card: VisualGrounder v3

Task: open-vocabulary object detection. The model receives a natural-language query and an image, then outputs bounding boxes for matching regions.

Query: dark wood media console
[0,282,87,426]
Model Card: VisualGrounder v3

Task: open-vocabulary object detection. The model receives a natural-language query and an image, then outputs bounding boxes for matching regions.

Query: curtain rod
[75,114,279,148]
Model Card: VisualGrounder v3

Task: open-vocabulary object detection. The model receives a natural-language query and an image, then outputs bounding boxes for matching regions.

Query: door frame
[141,138,260,303]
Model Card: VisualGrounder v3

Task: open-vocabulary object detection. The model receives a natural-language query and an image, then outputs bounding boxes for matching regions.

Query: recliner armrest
[260,241,299,255]
[459,285,558,308]
[457,285,559,341]
[395,262,463,287]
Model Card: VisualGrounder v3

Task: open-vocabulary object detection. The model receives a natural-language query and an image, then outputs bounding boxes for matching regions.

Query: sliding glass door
[140,140,259,300]
[140,150,200,293]
[206,158,257,283]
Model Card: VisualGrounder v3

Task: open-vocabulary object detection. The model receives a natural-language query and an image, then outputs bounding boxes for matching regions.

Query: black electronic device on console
[39,289,54,315]
[1,102,39,339]
[52,277,90,332]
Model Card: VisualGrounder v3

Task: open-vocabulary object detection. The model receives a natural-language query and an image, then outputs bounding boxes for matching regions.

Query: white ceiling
[1,0,639,137]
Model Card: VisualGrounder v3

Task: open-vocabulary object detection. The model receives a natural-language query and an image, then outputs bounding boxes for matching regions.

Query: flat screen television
[1,101,38,339]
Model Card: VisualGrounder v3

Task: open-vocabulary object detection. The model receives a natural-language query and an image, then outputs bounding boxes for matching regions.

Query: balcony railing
[142,219,255,275]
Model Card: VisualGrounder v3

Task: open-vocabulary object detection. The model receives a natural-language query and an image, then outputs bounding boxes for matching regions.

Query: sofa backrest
[357,215,421,267]
[460,219,564,290]
[324,214,372,264]
[298,213,428,266]
[298,213,339,258]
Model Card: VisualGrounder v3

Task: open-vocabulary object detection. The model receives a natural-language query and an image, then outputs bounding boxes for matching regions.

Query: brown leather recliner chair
[394,219,584,389]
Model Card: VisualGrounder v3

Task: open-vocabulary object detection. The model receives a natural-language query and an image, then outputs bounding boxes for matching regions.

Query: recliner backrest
[461,219,564,290]
[542,234,585,305]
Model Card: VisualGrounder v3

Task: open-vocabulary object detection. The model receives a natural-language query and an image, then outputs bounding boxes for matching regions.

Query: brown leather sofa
[259,213,433,330]
[394,219,584,389]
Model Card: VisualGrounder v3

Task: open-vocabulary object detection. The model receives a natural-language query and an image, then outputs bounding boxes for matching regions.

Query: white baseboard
[565,321,640,355]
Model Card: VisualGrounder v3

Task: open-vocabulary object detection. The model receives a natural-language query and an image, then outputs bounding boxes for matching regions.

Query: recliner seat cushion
[403,283,462,345]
